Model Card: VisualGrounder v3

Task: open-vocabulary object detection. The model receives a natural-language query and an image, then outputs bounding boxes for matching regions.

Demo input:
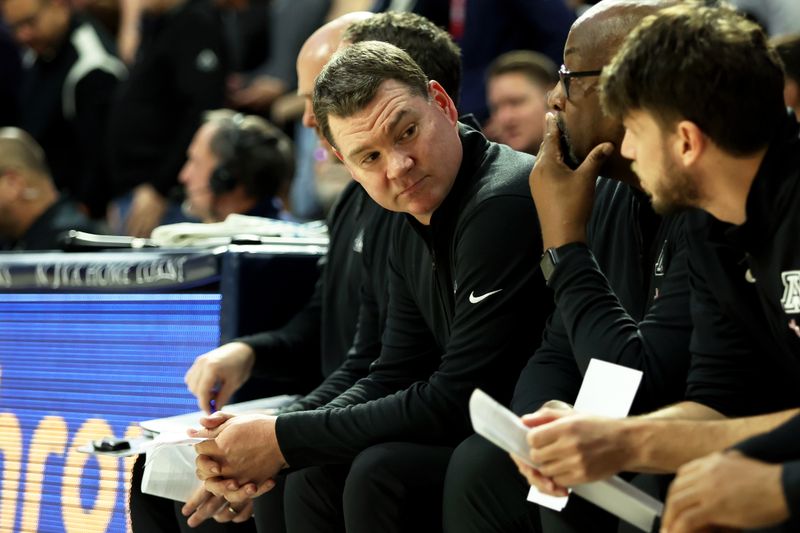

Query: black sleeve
[734,416,800,533]
[782,461,800,530]
[734,413,800,464]
[278,257,383,413]
[542,239,692,413]
[73,70,120,216]
[275,195,549,467]
[237,276,322,380]
[511,307,581,416]
[150,12,227,195]
[683,252,779,417]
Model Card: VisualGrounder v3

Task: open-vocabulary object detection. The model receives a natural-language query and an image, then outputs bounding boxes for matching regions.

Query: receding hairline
[567,0,680,62]
[296,11,374,95]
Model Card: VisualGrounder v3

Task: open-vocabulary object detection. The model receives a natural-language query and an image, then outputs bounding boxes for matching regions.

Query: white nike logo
[469,289,503,304]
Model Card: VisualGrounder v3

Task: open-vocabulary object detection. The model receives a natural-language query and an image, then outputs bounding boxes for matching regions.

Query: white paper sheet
[139,394,299,435]
[527,359,643,510]
[140,433,210,502]
[468,359,662,531]
[573,359,643,417]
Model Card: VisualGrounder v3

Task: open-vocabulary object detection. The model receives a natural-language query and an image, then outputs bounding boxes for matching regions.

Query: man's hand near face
[529,112,614,250]
[192,412,284,506]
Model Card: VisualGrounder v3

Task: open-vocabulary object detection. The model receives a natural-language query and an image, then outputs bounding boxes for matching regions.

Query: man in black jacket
[602,6,800,532]
[134,12,466,533]
[514,5,800,533]
[107,0,228,237]
[193,41,551,533]
[442,1,691,531]
[1,0,124,219]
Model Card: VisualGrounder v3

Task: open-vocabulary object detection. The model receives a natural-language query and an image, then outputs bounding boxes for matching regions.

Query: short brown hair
[344,12,462,106]
[313,41,429,150]
[487,50,557,89]
[601,4,785,155]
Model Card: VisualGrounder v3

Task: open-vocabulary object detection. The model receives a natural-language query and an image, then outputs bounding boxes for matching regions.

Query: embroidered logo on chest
[352,229,364,253]
[780,270,800,314]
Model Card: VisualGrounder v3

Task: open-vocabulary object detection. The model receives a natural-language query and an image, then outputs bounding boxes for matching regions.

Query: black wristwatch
[540,247,560,284]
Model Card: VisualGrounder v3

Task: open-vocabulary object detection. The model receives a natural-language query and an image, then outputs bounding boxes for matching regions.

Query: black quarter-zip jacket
[684,115,800,529]
[684,115,800,418]
[511,178,693,416]
[275,123,552,467]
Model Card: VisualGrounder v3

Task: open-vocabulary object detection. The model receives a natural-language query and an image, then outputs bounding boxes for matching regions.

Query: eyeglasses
[558,64,603,100]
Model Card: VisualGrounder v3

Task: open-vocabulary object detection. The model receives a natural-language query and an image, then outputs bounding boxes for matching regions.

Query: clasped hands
[191,411,287,508]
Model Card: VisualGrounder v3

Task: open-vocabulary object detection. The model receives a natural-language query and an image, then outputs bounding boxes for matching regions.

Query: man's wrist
[541,228,587,251]
[540,242,588,285]
[619,417,651,470]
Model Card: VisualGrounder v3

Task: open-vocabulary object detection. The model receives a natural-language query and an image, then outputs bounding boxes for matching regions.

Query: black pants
[443,434,542,533]
[283,442,453,533]
[129,454,257,533]
[252,474,287,533]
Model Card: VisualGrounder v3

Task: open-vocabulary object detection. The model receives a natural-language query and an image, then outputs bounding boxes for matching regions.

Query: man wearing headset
[178,109,294,224]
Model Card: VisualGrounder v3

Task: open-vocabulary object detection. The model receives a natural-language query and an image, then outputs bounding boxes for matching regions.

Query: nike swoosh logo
[469,289,503,304]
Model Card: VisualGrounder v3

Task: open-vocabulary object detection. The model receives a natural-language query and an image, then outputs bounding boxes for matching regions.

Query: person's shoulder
[474,141,535,200]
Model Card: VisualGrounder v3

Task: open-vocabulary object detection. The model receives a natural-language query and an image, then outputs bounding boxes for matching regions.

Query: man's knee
[443,434,536,533]
[284,464,349,533]
[345,442,404,499]
[445,434,515,501]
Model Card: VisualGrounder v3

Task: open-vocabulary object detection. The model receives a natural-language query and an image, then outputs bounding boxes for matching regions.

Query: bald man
[296,12,373,137]
[0,128,99,250]
[289,11,372,218]
[442,1,693,532]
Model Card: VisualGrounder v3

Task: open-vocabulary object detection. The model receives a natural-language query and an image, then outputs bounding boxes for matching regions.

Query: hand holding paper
[470,359,663,532]
[526,411,634,488]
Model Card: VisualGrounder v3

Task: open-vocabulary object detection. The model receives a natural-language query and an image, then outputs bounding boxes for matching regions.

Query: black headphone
[208,115,293,198]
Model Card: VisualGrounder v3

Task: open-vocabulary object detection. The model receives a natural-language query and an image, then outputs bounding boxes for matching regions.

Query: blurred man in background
[179,110,294,224]
[0,127,98,250]
[106,0,228,237]
[1,0,124,219]
[485,50,557,154]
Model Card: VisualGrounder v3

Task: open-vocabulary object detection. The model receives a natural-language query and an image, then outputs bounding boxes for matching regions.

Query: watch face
[540,248,557,283]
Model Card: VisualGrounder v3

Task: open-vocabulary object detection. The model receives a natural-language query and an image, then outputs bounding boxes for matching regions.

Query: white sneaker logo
[469,289,503,304]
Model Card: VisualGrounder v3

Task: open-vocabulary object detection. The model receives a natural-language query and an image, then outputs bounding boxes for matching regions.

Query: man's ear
[428,80,458,125]
[674,120,706,168]
[332,147,358,180]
